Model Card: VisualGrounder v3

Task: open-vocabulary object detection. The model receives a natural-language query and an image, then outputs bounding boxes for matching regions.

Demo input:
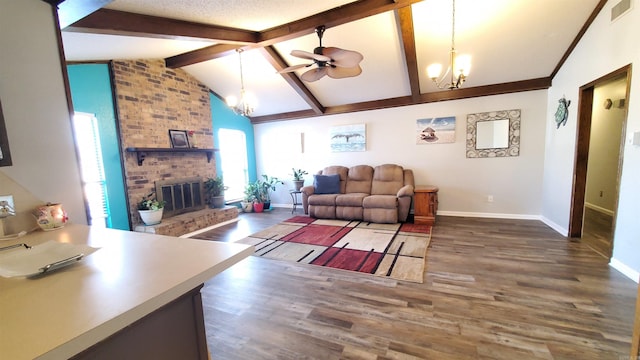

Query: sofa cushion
[336,193,368,207]
[308,194,340,206]
[363,195,398,209]
[321,166,349,194]
[313,174,341,194]
[345,165,374,194]
[371,164,405,195]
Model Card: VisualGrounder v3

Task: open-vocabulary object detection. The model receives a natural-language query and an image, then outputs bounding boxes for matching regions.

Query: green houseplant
[204,176,227,208]
[291,168,308,191]
[137,193,165,225]
[260,175,283,210]
[241,182,258,213]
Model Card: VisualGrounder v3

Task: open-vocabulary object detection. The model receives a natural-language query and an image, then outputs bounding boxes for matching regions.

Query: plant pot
[263,201,271,210]
[139,208,163,225]
[208,195,225,209]
[241,201,253,213]
[253,202,264,213]
[293,180,304,191]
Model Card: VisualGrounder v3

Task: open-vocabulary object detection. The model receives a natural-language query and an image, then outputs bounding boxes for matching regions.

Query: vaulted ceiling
[58,0,605,123]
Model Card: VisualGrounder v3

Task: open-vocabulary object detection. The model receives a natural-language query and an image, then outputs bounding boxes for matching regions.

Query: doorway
[569,65,631,259]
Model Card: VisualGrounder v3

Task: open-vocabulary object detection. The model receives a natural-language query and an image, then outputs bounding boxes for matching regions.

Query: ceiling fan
[279,25,364,82]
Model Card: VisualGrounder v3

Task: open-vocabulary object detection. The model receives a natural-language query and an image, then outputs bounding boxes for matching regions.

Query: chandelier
[426,0,471,90]
[226,49,256,116]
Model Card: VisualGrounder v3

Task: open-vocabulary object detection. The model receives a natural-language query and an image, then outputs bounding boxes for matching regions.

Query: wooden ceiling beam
[397,6,421,102]
[258,0,424,46]
[250,77,552,124]
[165,44,242,68]
[66,8,259,43]
[258,47,325,115]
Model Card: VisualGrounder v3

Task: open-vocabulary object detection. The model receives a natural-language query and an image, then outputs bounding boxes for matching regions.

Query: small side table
[414,185,439,225]
[289,190,302,214]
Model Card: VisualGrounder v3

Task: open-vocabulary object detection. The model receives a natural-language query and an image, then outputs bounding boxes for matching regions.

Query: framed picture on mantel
[0,99,13,167]
[169,129,190,149]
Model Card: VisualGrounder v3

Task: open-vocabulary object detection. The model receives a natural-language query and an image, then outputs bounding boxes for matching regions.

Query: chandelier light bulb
[455,54,471,76]
[226,95,238,107]
[427,63,443,80]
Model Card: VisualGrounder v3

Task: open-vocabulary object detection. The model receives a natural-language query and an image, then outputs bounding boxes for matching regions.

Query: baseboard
[180,217,240,238]
[609,257,639,283]
[539,216,568,236]
[584,202,615,216]
[436,210,540,220]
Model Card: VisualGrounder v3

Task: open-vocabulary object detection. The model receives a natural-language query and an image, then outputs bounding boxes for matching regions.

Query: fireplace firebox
[155,177,205,218]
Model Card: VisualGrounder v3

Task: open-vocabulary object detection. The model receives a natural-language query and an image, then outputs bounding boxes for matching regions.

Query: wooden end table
[414,185,439,225]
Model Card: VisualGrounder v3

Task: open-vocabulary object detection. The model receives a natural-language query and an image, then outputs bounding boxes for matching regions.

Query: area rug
[236,216,432,283]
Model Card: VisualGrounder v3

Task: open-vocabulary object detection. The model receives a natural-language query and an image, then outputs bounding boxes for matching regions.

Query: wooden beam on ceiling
[165,0,425,67]
[250,77,552,124]
[165,44,242,68]
[396,6,421,102]
[258,47,325,115]
[66,8,259,43]
[258,0,425,46]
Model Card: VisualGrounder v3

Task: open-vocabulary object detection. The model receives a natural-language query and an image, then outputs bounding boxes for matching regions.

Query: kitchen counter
[0,224,253,359]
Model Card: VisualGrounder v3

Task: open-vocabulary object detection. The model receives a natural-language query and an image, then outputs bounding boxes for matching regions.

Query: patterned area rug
[236,216,432,283]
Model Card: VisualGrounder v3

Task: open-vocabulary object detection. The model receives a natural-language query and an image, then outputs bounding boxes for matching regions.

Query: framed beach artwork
[416,116,456,144]
[330,124,366,152]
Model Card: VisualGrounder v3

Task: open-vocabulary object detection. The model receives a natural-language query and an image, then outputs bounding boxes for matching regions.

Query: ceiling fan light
[427,63,443,80]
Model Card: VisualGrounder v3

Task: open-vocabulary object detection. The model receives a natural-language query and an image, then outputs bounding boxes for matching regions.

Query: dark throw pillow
[313,174,340,194]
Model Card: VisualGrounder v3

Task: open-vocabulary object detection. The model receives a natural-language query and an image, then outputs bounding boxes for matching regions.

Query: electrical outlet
[487,195,494,203]
[0,195,15,217]
[599,191,603,197]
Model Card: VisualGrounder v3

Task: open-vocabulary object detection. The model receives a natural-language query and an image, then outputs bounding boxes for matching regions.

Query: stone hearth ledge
[134,206,239,237]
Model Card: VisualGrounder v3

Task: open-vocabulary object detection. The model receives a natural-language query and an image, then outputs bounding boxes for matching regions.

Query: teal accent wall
[67,64,130,230]
[210,93,256,182]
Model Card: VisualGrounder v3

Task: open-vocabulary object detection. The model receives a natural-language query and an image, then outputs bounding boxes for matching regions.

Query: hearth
[155,177,205,218]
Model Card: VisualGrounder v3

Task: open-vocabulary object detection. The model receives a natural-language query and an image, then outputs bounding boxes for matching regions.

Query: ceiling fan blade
[291,49,331,62]
[278,64,309,73]
[327,65,362,79]
[301,67,328,82]
[323,47,364,68]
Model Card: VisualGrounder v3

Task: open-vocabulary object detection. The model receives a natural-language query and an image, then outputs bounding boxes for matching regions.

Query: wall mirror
[466,109,520,158]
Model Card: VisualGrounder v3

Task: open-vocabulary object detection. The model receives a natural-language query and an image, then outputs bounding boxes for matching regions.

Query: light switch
[633,131,640,146]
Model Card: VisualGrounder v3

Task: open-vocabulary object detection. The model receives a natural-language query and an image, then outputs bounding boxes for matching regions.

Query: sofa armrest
[397,184,414,198]
[300,185,315,214]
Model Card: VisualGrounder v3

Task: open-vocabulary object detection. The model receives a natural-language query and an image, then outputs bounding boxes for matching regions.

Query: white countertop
[0,224,253,360]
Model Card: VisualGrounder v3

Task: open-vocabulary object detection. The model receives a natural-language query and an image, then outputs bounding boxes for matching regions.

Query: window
[72,113,109,227]
[218,129,248,201]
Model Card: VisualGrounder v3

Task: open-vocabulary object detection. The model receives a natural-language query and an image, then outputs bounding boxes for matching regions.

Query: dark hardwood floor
[581,206,614,259]
[193,208,637,359]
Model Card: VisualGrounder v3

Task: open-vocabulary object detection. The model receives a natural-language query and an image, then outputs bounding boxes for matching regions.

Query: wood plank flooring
[193,208,637,359]
[581,206,614,259]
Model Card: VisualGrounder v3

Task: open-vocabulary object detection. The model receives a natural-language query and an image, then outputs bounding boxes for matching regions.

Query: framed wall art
[330,124,366,152]
[169,129,190,148]
[0,99,12,167]
[416,116,456,144]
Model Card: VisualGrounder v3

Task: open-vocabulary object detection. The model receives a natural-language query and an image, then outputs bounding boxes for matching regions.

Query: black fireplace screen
[155,177,205,218]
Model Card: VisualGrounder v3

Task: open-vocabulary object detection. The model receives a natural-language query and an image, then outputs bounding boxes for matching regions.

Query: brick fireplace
[111,59,237,235]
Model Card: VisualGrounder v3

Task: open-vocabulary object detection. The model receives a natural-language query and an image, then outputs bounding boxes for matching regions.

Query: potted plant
[291,168,308,191]
[137,192,166,225]
[260,175,283,210]
[241,182,257,213]
[204,176,227,208]
[251,179,265,213]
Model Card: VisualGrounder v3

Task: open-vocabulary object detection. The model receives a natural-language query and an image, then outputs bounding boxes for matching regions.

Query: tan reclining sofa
[300,164,415,223]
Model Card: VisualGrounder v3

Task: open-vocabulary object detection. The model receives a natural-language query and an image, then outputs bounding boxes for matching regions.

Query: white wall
[255,90,548,218]
[542,0,640,277]
[0,0,86,226]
